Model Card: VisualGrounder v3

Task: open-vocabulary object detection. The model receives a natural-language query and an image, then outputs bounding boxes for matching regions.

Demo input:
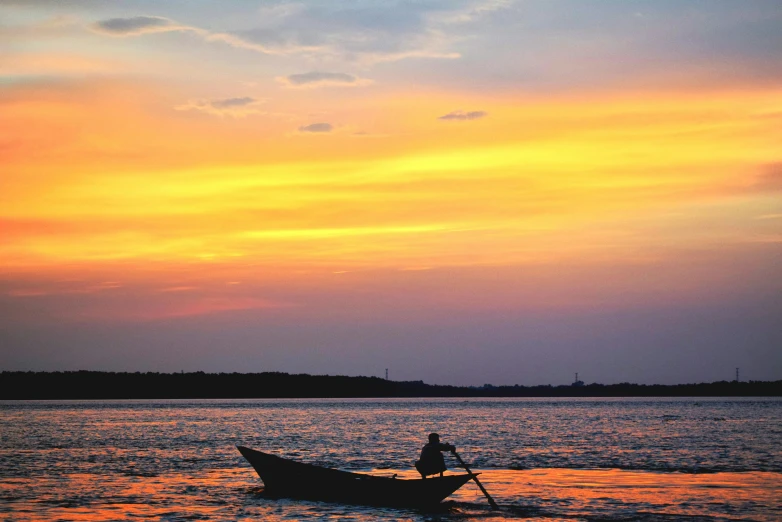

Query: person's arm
[439,442,456,453]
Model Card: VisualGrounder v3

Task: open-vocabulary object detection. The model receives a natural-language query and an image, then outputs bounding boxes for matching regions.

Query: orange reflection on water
[3,466,780,521]
[437,467,782,521]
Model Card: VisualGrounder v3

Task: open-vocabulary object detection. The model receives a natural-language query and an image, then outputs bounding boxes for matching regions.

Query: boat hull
[237,446,475,508]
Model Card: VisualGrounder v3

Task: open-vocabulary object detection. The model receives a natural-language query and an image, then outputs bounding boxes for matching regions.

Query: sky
[1,0,781,385]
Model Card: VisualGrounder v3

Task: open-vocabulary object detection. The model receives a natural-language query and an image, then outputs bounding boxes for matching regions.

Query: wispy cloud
[358,50,460,65]
[175,96,265,117]
[90,15,320,55]
[298,122,333,133]
[91,16,181,36]
[277,71,372,89]
[438,110,488,121]
[436,0,516,24]
[88,3,478,64]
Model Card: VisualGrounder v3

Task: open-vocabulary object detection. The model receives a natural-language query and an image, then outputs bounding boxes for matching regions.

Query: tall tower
[736,367,739,382]
[385,368,388,380]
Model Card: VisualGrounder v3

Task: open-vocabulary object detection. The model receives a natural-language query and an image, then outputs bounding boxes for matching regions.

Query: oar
[453,451,499,511]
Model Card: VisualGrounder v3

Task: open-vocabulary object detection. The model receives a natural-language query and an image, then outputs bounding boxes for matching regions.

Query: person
[415,432,456,478]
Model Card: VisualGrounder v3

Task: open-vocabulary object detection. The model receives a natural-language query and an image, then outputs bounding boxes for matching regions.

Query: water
[1,397,779,521]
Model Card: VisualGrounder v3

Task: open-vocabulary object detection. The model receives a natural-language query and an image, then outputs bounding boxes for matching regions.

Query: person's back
[415,433,455,478]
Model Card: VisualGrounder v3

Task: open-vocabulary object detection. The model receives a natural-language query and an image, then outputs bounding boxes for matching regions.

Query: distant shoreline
[1,371,780,400]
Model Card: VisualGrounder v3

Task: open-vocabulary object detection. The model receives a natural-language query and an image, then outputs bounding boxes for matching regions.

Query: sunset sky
[2,1,780,385]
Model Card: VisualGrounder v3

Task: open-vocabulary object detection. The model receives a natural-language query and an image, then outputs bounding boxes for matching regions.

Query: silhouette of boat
[237,446,476,508]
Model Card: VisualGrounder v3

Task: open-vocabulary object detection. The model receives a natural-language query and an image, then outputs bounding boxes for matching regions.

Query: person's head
[428,432,440,443]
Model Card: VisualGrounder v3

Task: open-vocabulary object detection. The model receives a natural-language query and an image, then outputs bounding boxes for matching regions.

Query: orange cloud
[2,78,780,324]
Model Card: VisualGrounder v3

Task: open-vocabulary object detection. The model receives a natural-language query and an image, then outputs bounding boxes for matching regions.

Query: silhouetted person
[415,432,456,478]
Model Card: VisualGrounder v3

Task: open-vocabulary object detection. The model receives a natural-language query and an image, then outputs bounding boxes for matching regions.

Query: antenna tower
[736,367,739,382]
[385,368,388,380]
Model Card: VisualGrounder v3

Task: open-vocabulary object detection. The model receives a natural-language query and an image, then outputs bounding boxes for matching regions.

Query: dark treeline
[1,371,780,399]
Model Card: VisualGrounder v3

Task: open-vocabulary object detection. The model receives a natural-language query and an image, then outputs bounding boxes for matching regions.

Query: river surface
[1,397,780,521]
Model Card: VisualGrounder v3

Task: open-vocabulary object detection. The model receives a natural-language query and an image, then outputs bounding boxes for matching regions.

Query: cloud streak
[88,5,472,64]
[438,110,487,121]
[91,16,181,36]
[298,123,333,133]
[90,15,319,55]
[175,96,265,117]
[277,71,372,89]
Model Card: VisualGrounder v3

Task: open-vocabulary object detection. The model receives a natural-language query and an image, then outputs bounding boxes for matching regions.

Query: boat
[237,446,476,508]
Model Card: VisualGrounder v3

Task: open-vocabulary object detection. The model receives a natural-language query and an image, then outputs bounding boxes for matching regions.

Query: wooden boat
[237,446,476,508]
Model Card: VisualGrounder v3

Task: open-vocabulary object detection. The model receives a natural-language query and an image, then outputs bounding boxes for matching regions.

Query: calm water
[0,397,780,521]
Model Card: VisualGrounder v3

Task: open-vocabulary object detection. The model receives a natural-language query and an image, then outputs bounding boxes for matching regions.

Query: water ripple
[0,397,779,521]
